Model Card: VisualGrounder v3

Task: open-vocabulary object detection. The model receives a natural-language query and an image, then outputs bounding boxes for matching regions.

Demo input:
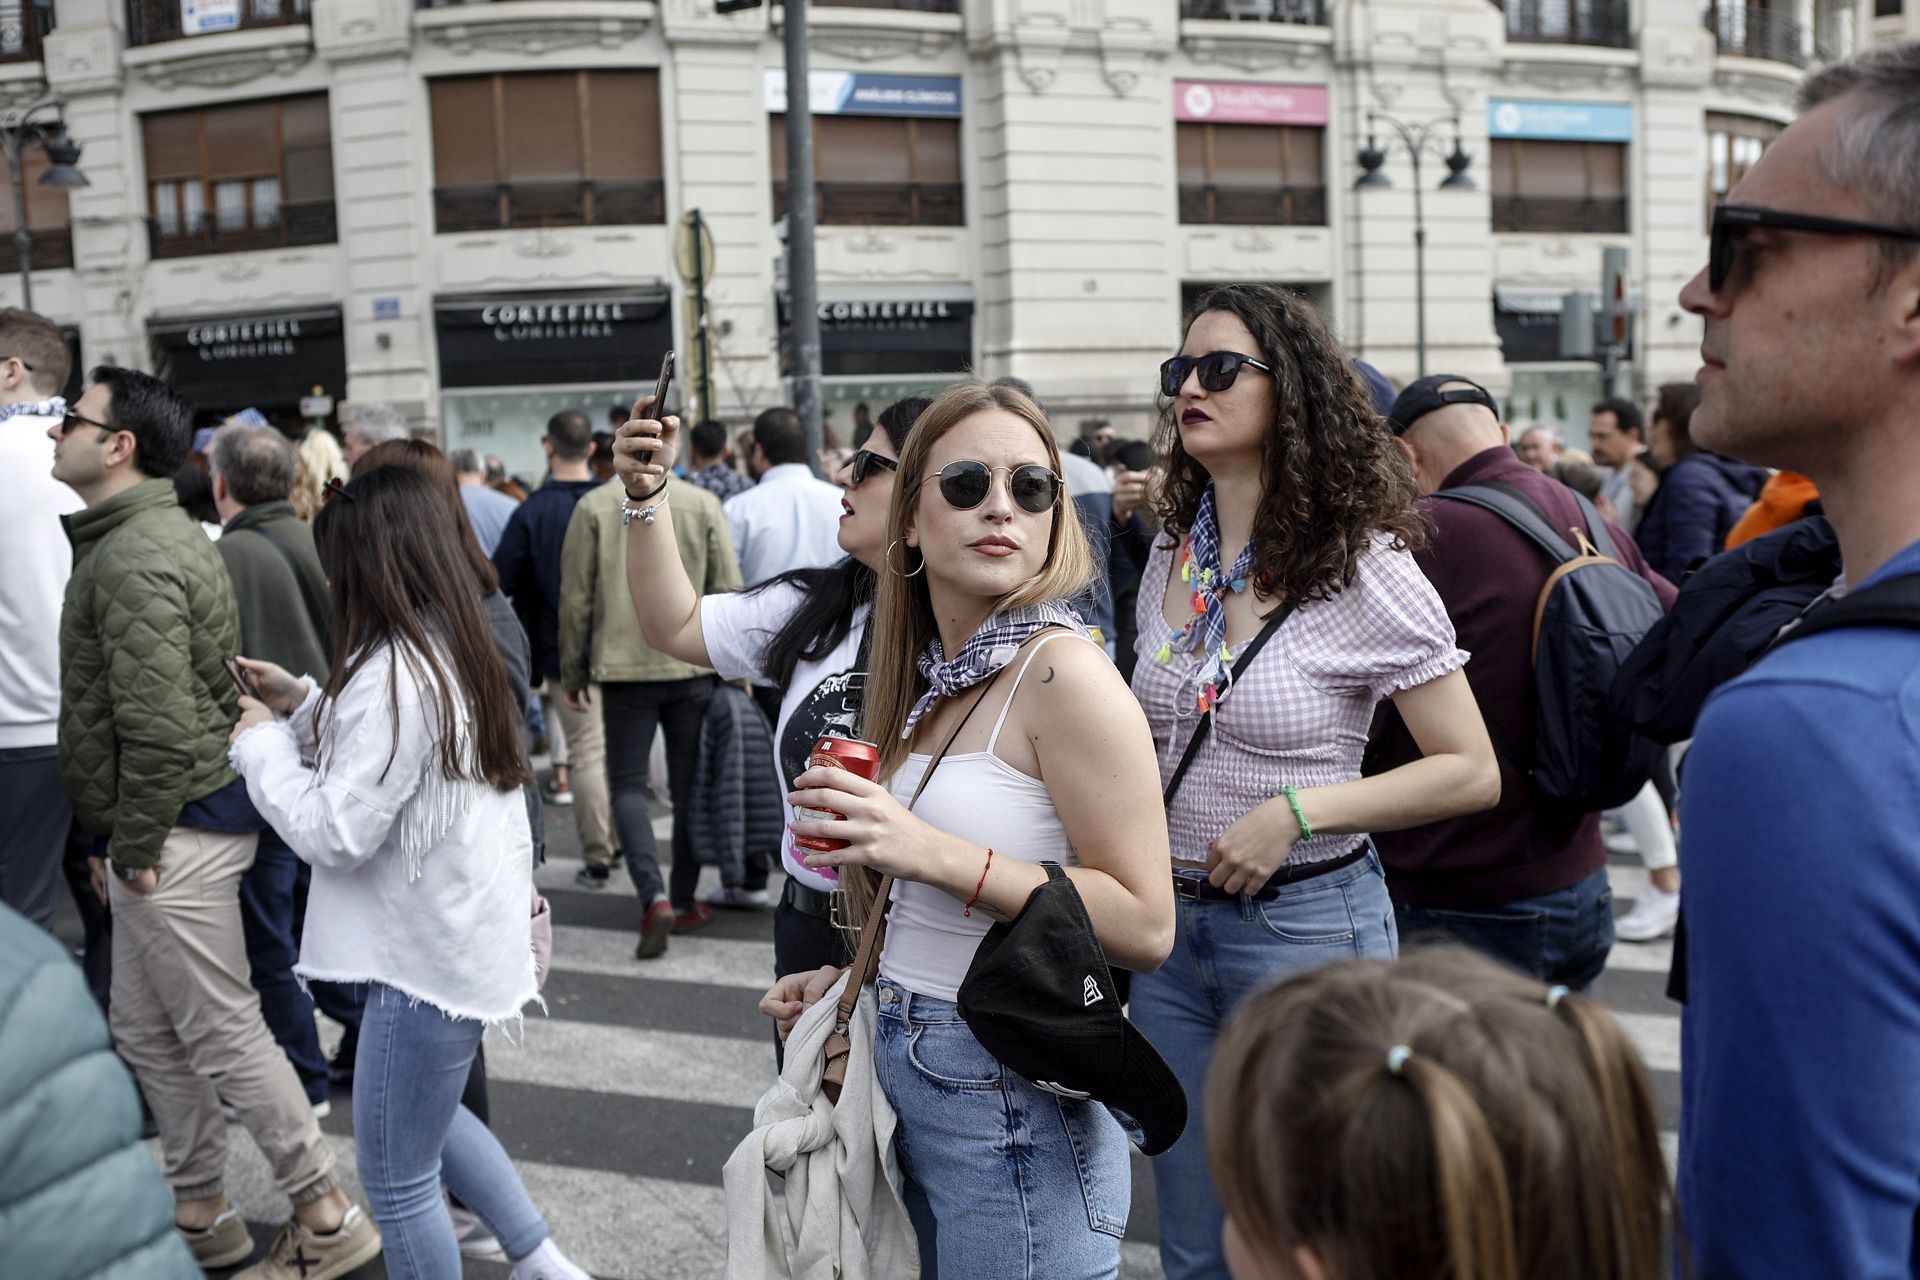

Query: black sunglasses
[1159,351,1274,399]
[1710,203,1920,294]
[58,409,114,437]
[931,461,1061,515]
[846,449,898,488]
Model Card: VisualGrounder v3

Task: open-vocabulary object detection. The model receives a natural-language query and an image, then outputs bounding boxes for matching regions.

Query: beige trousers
[110,826,336,1206]
[552,685,614,867]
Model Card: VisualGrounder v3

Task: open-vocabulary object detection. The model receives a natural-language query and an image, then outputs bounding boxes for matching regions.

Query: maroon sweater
[1368,447,1676,909]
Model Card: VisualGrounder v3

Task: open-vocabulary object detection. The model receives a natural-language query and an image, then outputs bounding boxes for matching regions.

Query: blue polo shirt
[1678,537,1920,1277]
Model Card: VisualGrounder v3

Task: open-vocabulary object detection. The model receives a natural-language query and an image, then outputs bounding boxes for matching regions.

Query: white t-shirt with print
[701,581,868,893]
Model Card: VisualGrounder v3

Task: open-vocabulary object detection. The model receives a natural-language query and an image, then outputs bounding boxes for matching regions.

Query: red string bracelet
[962,847,995,917]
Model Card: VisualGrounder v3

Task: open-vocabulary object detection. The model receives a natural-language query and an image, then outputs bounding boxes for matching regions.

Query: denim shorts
[874,977,1130,1280]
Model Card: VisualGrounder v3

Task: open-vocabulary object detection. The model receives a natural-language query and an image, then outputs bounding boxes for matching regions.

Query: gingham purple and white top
[1131,533,1468,866]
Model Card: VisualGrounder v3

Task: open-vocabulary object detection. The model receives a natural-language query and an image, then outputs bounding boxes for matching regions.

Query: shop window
[0,145,73,273]
[1489,138,1627,233]
[1176,122,1325,226]
[1705,112,1780,225]
[142,94,335,260]
[770,116,964,227]
[429,71,665,233]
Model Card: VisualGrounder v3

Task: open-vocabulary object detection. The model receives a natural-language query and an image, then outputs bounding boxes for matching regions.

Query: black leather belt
[780,877,837,921]
[1172,842,1370,903]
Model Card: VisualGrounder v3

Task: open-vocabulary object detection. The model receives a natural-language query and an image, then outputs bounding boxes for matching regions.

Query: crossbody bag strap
[832,655,1015,1031]
[1161,601,1296,807]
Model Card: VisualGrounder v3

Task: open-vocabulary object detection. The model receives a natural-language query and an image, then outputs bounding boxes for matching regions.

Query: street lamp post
[1354,111,1473,378]
[0,95,86,314]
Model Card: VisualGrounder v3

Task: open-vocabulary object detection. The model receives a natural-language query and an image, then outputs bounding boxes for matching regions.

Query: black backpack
[1434,482,1665,812]
[1610,516,1841,744]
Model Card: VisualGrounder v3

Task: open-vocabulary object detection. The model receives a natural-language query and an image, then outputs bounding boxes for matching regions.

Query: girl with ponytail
[1206,946,1673,1280]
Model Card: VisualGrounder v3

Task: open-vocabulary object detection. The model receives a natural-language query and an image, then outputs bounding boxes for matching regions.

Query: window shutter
[204,101,280,181]
[815,117,911,183]
[1208,123,1285,188]
[430,76,500,187]
[1280,126,1323,188]
[280,94,334,203]
[585,71,661,180]
[502,72,584,182]
[1586,141,1626,200]
[143,109,201,183]
[1176,123,1208,186]
[911,119,960,184]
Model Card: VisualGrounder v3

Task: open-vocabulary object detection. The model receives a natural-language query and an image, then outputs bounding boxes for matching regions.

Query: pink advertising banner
[1174,80,1329,127]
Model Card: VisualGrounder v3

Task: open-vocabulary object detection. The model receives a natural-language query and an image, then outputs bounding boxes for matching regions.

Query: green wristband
[1282,785,1313,842]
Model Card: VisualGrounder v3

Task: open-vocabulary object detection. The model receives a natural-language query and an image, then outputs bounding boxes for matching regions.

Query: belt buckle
[828,889,860,936]
[1172,874,1204,901]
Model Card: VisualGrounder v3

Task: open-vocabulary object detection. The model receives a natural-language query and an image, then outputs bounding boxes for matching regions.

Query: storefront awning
[148,306,346,417]
[435,288,672,389]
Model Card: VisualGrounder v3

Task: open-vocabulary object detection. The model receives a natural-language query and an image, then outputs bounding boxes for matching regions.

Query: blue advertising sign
[1488,99,1634,143]
[764,71,963,119]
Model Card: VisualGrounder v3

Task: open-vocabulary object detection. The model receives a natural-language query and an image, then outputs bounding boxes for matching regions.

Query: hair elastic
[1385,1044,1413,1075]
[1545,984,1570,1010]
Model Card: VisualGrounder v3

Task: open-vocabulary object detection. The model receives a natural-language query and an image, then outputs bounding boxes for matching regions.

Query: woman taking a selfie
[618,382,1174,1279]
[1132,283,1500,1280]
[612,394,928,1001]
[229,466,587,1280]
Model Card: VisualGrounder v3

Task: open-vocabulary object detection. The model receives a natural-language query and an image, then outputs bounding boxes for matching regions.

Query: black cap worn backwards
[956,864,1187,1156]
[1388,374,1499,436]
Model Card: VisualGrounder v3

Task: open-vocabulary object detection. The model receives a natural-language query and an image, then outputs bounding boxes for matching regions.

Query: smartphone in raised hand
[634,349,675,461]
[222,657,256,700]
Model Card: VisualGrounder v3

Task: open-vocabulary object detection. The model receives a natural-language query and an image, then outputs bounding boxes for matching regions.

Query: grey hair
[340,401,410,445]
[209,423,297,506]
[448,448,484,475]
[1520,423,1562,447]
[1799,40,1920,287]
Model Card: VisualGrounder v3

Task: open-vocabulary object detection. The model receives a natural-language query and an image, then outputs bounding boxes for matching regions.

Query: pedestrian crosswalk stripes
[198,816,1682,1279]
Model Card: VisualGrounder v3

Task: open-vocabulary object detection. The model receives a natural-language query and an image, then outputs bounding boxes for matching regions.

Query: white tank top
[879,634,1084,1002]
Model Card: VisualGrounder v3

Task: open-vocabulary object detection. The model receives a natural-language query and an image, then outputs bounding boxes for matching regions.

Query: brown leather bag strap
[831,662,1012,1031]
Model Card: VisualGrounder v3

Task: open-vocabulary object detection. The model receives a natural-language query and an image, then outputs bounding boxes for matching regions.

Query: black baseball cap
[1388,374,1499,436]
[956,865,1187,1156]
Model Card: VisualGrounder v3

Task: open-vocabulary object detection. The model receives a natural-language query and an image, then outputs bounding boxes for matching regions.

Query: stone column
[1636,17,1718,395]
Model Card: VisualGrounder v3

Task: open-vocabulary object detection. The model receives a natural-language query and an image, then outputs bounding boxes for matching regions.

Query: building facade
[2,0,1904,475]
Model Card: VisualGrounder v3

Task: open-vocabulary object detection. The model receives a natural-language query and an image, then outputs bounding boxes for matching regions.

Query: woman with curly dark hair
[1129,284,1500,1280]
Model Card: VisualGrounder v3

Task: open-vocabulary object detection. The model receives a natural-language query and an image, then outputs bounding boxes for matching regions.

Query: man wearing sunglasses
[0,307,78,936]
[1672,42,1920,1280]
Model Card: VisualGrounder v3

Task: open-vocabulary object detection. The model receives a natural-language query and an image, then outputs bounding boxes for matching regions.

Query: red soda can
[794,736,881,854]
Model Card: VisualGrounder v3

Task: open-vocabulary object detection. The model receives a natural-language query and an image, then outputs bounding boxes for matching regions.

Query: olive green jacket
[58,480,244,870]
[558,478,740,690]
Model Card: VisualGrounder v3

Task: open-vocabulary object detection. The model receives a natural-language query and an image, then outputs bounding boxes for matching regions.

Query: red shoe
[672,903,716,934]
[636,900,674,959]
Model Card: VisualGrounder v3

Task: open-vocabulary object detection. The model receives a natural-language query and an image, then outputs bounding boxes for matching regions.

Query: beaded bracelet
[962,847,995,918]
[1281,785,1313,843]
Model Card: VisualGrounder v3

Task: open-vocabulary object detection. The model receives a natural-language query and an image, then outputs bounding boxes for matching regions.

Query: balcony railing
[1178,184,1327,227]
[1493,194,1628,234]
[147,200,337,259]
[0,227,74,272]
[127,0,311,47]
[773,180,965,227]
[0,3,52,64]
[1705,4,1810,67]
[1180,0,1325,21]
[1501,0,1633,48]
[433,180,667,233]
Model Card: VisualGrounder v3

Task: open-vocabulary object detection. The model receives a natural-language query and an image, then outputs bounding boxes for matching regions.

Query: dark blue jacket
[1635,451,1766,584]
[493,478,601,682]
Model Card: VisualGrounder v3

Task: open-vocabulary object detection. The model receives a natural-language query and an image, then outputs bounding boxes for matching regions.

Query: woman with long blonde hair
[629,381,1174,1279]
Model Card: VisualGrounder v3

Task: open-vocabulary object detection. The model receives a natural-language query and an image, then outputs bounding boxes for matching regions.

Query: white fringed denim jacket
[230,640,538,1025]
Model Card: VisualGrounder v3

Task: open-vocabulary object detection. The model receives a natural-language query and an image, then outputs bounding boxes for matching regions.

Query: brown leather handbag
[820,669,1005,1103]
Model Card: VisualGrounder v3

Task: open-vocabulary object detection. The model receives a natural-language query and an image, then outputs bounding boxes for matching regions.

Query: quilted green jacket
[58,479,243,870]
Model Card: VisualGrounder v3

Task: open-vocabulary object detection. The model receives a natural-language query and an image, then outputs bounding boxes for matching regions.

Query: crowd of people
[0,38,1916,1280]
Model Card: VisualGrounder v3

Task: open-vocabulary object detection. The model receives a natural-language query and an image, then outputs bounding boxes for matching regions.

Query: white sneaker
[1615,887,1681,942]
[703,884,771,910]
[508,1236,593,1279]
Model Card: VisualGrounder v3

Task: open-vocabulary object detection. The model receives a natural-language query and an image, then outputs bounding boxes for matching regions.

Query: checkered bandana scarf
[1184,481,1255,659]
[904,600,1090,738]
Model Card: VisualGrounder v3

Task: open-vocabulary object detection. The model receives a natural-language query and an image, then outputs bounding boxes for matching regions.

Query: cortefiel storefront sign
[1174,81,1329,127]
[149,306,345,415]
[781,297,974,378]
[1487,99,1634,143]
[434,289,673,388]
[763,71,962,119]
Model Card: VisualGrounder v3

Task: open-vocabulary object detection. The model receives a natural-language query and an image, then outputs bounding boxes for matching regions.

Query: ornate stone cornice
[415,0,655,56]
[1179,18,1331,75]
[121,26,314,92]
[794,7,960,64]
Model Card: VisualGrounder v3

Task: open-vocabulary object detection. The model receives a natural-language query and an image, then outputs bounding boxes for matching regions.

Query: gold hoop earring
[887,539,925,578]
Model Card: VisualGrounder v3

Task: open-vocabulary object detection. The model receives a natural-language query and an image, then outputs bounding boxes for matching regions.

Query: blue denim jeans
[1130,847,1398,1280]
[239,829,329,1105]
[355,984,549,1278]
[874,977,1130,1280]
[1393,866,1615,992]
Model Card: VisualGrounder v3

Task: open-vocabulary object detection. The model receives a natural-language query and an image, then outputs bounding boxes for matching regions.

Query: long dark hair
[312,466,531,791]
[351,437,500,597]
[1155,284,1424,604]
[755,395,932,688]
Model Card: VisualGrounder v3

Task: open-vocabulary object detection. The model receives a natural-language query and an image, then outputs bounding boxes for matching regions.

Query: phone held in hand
[636,350,675,458]
[222,657,255,701]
